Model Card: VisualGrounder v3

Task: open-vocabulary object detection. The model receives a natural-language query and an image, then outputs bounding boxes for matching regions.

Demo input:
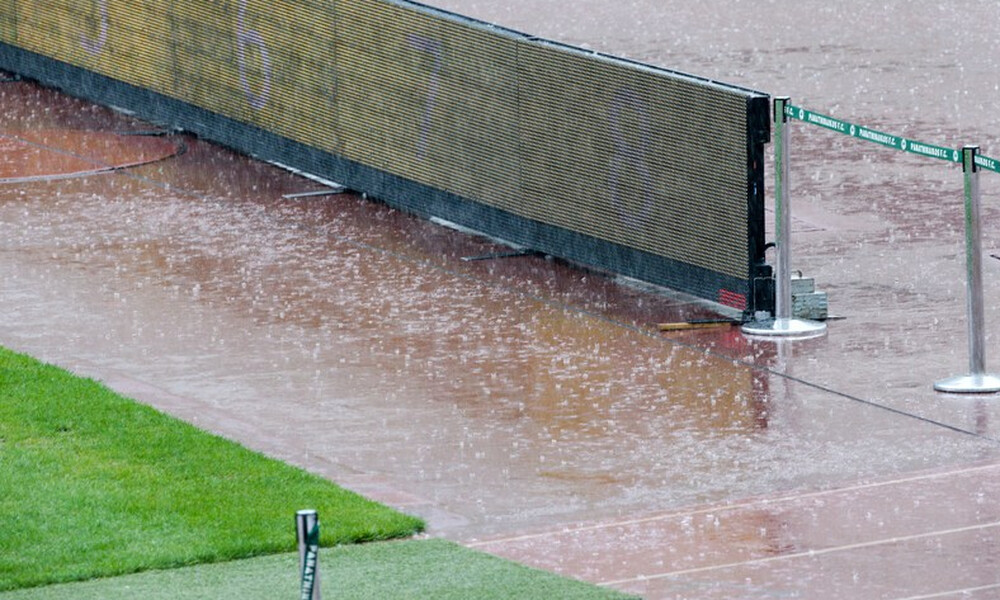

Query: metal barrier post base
[933,373,1000,394]
[742,317,826,339]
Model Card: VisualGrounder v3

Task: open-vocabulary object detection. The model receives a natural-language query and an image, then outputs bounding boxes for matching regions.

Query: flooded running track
[5,0,1000,596]
[3,78,994,536]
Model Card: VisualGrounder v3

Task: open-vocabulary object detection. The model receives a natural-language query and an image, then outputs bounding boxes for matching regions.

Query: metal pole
[968,146,987,375]
[297,509,321,600]
[775,96,792,321]
[743,97,826,338]
[935,146,1000,393]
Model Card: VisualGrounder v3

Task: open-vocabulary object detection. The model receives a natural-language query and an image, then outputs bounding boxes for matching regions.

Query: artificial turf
[0,346,424,591]
[0,539,634,599]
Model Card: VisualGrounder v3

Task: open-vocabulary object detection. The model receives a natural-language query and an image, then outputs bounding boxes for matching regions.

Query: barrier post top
[964,145,979,173]
[774,96,790,124]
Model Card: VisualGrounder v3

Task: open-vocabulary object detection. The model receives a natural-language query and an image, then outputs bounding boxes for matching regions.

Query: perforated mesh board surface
[0,0,770,311]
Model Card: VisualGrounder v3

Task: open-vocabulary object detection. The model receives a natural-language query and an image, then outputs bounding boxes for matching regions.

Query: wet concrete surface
[6,0,1000,597]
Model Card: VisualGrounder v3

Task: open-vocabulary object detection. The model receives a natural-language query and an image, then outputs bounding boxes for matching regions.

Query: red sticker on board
[718,289,747,310]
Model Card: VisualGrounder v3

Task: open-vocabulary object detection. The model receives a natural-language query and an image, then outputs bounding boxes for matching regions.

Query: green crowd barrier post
[749,99,1000,389]
[934,146,1000,393]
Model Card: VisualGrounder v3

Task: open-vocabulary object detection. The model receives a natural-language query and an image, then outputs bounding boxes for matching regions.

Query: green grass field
[0,346,423,591]
[0,347,634,598]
